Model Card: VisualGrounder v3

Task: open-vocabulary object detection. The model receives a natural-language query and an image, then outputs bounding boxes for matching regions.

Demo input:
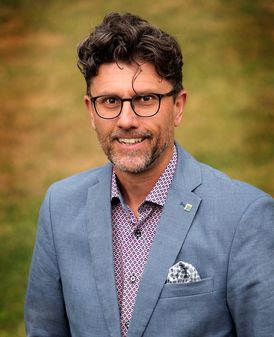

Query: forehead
[90,62,172,94]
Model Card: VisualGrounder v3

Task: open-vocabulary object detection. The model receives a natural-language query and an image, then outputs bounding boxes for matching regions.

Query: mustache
[110,130,152,140]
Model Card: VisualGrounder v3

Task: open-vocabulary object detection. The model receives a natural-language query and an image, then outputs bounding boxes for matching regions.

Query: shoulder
[44,163,112,209]
[199,161,273,223]
[176,144,272,207]
[199,161,271,204]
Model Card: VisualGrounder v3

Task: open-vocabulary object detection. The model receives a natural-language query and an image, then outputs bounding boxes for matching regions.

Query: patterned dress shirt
[111,146,177,337]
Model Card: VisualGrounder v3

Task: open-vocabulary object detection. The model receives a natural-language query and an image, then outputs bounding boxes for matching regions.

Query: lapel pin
[183,203,193,212]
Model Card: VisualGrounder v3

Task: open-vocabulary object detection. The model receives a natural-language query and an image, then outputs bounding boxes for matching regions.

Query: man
[25,12,274,337]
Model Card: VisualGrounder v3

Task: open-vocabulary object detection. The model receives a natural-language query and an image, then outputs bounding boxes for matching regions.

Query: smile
[117,138,144,144]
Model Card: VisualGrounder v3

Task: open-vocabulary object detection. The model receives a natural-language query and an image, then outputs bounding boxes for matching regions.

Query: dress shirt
[112,145,177,337]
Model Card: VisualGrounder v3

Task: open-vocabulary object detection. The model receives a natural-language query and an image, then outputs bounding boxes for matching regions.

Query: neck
[114,145,174,217]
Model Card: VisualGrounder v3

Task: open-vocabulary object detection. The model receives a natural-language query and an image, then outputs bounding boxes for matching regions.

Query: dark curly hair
[77,12,183,94]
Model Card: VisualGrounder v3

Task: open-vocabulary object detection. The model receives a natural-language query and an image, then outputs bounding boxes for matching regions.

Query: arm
[227,196,274,337]
[25,187,71,337]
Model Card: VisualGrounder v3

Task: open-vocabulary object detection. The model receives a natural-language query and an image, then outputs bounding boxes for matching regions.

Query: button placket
[112,146,178,337]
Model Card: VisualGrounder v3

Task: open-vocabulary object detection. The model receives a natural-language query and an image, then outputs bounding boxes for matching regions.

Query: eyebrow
[90,90,163,97]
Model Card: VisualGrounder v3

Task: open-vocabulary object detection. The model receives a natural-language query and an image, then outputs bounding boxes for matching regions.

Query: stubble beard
[96,127,174,174]
[108,141,166,174]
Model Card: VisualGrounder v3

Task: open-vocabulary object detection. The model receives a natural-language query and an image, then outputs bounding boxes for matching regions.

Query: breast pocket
[160,277,214,298]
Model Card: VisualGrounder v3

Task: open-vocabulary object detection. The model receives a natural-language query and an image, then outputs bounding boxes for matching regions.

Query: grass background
[0,0,273,336]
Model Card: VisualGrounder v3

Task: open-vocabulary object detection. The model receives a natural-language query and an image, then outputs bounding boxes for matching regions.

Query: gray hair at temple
[77,12,184,95]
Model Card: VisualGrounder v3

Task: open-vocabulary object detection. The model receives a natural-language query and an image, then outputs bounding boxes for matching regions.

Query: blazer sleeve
[227,195,274,337]
[25,186,71,337]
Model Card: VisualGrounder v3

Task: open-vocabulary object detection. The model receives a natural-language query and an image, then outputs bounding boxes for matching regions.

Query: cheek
[93,121,113,142]
[163,112,176,131]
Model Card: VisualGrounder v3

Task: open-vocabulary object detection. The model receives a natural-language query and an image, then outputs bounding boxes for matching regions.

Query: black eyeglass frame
[88,89,177,119]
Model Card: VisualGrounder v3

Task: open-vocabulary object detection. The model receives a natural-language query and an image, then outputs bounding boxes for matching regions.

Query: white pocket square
[166,261,201,284]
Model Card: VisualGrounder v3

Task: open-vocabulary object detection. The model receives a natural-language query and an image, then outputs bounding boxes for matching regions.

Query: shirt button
[134,228,141,238]
[130,274,136,283]
[125,320,130,329]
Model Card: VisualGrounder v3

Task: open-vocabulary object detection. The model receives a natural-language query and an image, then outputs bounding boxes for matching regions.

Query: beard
[108,140,167,174]
[96,127,174,174]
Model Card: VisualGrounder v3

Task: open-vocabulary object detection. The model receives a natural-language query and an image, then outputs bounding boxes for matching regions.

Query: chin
[113,162,149,174]
[111,155,153,174]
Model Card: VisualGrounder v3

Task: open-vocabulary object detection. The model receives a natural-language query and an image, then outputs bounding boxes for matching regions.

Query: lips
[111,131,152,145]
[117,138,144,144]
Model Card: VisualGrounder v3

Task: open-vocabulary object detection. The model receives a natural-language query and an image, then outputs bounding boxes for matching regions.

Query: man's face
[84,62,186,175]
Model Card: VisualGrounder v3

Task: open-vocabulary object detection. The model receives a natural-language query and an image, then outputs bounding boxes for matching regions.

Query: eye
[99,96,120,105]
[134,94,158,104]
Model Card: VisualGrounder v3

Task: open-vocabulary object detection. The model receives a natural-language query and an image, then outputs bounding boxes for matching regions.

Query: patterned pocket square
[166,261,201,284]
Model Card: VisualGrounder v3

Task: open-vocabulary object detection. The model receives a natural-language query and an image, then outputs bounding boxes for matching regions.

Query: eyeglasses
[88,89,176,119]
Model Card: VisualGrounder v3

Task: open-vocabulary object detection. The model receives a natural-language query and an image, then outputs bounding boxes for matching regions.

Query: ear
[84,95,96,129]
[173,90,187,127]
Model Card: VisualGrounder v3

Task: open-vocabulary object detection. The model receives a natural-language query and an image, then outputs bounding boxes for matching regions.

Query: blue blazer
[25,144,274,337]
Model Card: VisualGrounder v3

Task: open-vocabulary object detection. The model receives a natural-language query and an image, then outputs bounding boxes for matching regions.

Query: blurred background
[0,0,273,336]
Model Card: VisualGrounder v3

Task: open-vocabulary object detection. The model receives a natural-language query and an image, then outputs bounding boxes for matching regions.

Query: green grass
[0,0,273,335]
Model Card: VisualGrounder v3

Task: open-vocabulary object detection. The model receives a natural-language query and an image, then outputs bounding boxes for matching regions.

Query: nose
[116,101,139,129]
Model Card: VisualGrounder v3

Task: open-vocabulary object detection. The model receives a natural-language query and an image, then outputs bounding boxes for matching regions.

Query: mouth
[117,138,144,145]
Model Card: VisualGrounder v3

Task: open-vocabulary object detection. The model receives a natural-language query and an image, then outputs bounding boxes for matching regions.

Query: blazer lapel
[85,164,121,337]
[127,145,202,337]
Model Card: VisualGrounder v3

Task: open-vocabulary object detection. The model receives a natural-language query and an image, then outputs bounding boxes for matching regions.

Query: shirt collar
[145,145,177,206]
[111,171,120,199]
[111,144,177,207]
